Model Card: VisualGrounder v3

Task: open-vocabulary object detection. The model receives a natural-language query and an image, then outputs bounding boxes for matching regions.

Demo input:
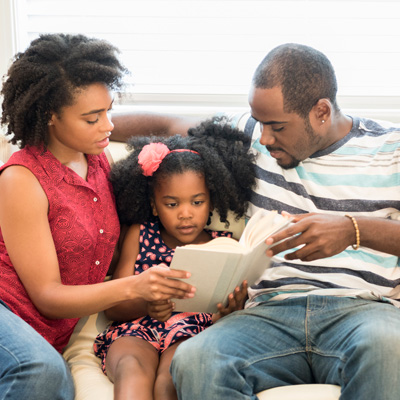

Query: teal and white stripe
[235,114,400,308]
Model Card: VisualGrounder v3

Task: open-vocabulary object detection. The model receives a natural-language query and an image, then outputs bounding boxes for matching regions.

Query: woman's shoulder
[0,154,42,191]
[0,147,34,170]
[0,162,48,217]
[0,147,55,209]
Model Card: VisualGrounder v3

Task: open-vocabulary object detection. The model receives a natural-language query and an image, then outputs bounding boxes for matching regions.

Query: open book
[170,209,292,313]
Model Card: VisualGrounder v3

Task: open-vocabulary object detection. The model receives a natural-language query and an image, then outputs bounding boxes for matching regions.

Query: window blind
[9,0,400,112]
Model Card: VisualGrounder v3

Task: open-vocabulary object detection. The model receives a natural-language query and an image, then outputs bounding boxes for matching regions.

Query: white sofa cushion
[257,384,341,400]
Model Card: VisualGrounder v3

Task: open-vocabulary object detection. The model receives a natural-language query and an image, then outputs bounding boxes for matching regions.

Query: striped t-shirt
[233,113,400,308]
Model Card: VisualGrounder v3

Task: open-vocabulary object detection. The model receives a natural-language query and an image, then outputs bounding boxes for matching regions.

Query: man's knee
[172,335,205,371]
[357,327,400,361]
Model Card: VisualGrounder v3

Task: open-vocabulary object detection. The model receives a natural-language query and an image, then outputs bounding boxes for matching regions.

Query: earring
[48,121,53,126]
[321,120,325,124]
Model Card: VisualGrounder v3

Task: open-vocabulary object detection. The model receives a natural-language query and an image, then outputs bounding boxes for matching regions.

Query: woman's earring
[321,120,325,124]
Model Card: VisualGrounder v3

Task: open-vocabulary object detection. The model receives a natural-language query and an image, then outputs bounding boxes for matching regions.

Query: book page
[239,209,291,248]
[180,236,244,252]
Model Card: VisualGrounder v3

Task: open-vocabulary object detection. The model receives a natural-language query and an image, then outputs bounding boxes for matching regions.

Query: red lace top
[0,146,120,352]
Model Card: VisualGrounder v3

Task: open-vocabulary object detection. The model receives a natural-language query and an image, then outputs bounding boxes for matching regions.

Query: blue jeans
[171,295,400,399]
[0,301,75,399]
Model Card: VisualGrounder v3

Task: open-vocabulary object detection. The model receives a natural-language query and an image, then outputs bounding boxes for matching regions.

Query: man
[170,43,400,399]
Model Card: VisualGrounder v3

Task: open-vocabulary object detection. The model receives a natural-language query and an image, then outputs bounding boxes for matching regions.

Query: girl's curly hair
[1,33,128,148]
[110,116,257,226]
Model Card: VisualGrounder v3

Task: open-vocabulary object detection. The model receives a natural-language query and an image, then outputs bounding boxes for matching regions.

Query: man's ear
[310,98,331,127]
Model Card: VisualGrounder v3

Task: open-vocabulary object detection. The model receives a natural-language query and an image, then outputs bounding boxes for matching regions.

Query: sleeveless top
[0,146,120,352]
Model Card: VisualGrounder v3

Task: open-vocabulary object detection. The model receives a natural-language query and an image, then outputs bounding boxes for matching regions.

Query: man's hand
[266,212,355,262]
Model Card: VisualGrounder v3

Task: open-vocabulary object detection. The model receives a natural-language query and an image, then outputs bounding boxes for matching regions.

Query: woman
[0,33,194,399]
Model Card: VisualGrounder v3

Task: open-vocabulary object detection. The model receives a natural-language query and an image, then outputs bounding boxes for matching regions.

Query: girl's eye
[272,126,284,133]
[87,117,99,125]
[166,202,177,208]
[193,200,204,206]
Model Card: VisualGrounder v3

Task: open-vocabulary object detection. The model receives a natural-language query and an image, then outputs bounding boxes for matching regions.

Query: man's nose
[259,123,276,146]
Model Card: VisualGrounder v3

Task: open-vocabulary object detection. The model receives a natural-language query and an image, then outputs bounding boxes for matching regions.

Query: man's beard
[275,118,319,169]
[267,146,301,169]
[280,157,300,169]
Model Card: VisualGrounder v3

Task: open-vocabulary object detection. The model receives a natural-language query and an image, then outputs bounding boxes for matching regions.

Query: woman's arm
[104,224,150,321]
[0,166,194,319]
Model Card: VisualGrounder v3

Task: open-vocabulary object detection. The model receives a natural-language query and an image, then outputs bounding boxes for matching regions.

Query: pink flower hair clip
[138,142,200,177]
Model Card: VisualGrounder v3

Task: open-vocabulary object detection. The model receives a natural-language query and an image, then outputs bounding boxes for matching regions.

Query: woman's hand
[132,264,196,302]
[212,280,248,323]
[147,299,174,322]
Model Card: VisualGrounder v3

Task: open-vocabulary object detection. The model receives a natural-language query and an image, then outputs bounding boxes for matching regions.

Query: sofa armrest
[63,312,114,400]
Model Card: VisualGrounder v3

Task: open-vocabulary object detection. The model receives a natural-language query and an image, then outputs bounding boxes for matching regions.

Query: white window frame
[2,0,400,122]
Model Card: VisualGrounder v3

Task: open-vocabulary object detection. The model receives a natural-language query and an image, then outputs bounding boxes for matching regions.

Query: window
[2,0,400,120]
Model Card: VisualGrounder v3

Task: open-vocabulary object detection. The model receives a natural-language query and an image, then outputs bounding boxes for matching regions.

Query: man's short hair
[252,43,339,117]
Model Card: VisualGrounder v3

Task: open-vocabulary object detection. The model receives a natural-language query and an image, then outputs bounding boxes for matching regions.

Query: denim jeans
[171,295,400,399]
[0,301,75,400]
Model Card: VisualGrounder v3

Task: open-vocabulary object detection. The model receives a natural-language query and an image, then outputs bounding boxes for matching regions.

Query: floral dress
[94,219,232,374]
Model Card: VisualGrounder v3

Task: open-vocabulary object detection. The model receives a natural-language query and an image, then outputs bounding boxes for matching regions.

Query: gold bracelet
[345,214,360,250]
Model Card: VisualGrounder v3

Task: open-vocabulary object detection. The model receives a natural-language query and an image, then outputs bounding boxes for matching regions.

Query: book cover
[170,209,291,313]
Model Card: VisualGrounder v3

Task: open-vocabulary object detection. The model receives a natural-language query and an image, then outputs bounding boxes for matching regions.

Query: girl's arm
[0,166,194,319]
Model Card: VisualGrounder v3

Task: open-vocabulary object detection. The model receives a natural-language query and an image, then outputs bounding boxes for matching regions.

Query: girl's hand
[212,280,248,323]
[147,299,174,322]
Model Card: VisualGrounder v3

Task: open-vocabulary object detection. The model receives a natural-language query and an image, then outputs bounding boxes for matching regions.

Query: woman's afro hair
[1,33,128,148]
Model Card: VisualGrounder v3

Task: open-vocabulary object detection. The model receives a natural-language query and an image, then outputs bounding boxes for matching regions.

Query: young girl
[94,117,257,400]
